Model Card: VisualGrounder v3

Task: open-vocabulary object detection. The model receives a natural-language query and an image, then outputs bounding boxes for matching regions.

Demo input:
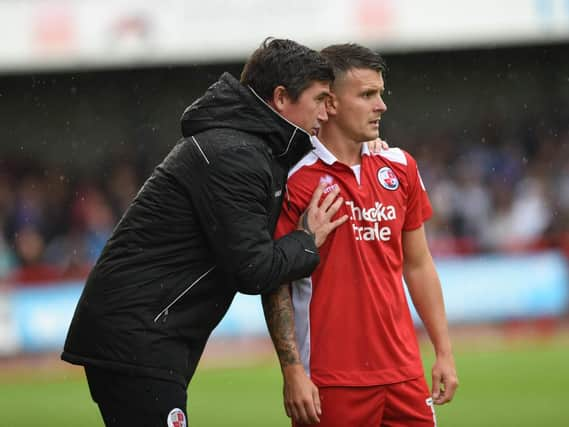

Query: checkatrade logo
[345,201,397,241]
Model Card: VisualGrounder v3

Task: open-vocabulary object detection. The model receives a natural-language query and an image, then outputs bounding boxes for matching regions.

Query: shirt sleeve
[403,152,433,231]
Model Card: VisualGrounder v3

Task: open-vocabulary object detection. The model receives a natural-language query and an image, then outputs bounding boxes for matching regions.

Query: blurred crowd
[1,120,568,288]
[412,120,569,257]
[0,159,140,287]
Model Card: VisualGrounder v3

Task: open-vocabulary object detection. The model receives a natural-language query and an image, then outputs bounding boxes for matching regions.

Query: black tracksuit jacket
[61,73,319,386]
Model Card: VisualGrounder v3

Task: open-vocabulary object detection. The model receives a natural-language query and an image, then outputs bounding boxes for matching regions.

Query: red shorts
[293,377,436,427]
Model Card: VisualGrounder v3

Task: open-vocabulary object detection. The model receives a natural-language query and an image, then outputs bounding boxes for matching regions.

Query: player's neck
[318,127,362,166]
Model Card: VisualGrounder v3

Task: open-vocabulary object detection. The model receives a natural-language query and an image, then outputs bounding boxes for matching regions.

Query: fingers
[313,386,322,418]
[328,214,349,230]
[283,378,322,425]
[438,375,459,405]
[316,185,341,214]
[321,192,344,221]
[304,399,320,424]
[432,372,459,405]
[288,399,319,425]
[431,372,442,403]
[308,182,326,210]
[294,403,310,425]
[366,138,389,154]
[303,182,347,247]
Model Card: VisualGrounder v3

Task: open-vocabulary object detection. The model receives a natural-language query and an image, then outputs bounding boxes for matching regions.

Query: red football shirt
[275,137,433,387]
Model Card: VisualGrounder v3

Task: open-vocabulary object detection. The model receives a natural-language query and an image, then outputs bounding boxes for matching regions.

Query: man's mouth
[311,127,320,137]
[370,117,382,127]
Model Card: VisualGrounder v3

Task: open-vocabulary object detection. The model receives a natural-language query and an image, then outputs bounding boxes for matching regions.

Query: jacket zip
[153,265,216,323]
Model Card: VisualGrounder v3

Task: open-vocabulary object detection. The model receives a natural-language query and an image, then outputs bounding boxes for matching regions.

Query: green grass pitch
[0,337,568,426]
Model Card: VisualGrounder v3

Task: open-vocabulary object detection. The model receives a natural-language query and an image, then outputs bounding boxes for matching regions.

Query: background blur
[1,0,568,426]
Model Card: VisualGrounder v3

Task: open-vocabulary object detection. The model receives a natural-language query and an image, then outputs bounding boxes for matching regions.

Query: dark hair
[240,37,334,102]
[320,43,386,81]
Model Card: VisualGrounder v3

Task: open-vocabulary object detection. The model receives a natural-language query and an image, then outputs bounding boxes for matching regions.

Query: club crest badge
[167,408,187,427]
[377,167,399,191]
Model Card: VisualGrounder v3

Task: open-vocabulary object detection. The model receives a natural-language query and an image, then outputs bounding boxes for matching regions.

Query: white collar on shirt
[310,136,370,165]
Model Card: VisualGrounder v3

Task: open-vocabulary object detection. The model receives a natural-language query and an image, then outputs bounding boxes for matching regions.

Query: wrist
[282,363,306,379]
[434,346,454,359]
[300,211,315,239]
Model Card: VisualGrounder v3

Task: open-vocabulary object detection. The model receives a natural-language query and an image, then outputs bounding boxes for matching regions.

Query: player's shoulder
[288,151,320,179]
[373,147,418,168]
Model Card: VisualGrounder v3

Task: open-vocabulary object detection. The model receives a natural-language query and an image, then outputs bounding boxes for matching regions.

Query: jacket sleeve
[183,141,319,295]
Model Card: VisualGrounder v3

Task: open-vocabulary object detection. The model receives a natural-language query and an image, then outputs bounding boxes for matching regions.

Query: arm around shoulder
[186,144,320,294]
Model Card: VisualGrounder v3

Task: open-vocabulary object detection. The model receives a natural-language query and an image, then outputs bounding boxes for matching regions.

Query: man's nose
[376,97,387,113]
[318,104,328,122]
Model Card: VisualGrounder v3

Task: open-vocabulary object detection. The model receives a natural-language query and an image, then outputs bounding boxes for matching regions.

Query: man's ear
[326,93,338,116]
[268,85,289,113]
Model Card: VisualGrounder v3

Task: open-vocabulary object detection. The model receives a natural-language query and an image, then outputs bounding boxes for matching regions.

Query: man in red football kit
[263,44,458,426]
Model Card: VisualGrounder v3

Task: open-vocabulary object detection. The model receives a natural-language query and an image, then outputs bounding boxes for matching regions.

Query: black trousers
[85,366,188,427]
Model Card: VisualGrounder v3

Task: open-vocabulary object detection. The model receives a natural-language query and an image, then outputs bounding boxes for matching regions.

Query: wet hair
[320,43,386,82]
[240,37,334,102]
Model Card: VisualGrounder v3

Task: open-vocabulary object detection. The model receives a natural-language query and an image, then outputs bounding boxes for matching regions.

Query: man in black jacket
[61,38,347,427]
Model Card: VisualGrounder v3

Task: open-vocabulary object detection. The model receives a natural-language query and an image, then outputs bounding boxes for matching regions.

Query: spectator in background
[483,183,520,251]
[70,184,116,263]
[45,184,116,279]
[8,225,61,285]
[11,175,46,234]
